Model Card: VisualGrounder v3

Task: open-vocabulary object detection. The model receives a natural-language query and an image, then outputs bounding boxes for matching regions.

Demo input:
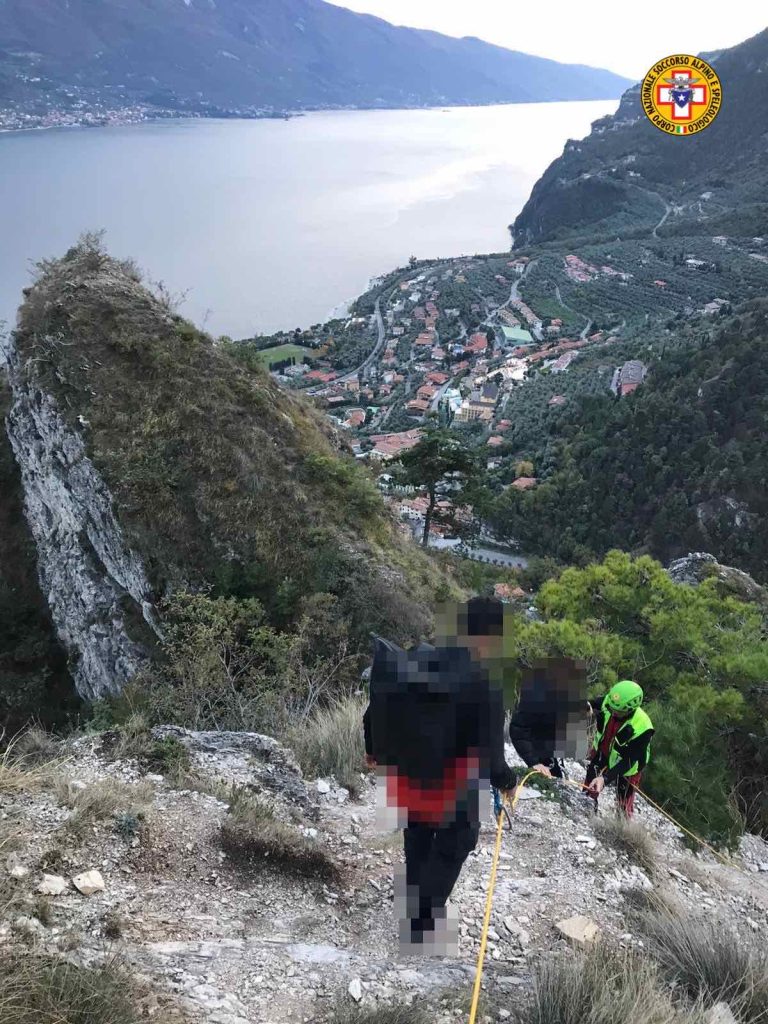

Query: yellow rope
[468,764,758,1024]
[467,769,538,1024]
[557,774,737,870]
[632,784,736,869]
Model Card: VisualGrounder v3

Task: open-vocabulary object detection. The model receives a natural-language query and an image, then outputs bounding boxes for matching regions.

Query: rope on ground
[556,774,737,870]
[469,764,760,1024]
[468,768,538,1024]
[632,783,736,870]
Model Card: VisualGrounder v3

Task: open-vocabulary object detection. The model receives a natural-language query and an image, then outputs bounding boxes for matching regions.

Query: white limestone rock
[72,869,105,895]
[38,874,68,896]
[555,915,600,945]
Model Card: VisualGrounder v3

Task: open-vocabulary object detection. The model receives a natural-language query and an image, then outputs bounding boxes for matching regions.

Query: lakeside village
[0,75,297,132]
[247,231,764,557]
[251,251,659,559]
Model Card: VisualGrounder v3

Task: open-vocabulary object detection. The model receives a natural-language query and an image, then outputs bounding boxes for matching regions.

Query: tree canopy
[504,551,768,846]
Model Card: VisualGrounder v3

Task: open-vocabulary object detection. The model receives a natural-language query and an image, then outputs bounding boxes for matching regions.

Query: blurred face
[462,633,503,664]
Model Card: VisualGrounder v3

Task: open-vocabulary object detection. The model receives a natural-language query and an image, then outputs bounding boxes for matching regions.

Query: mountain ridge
[512,28,768,245]
[0,0,631,119]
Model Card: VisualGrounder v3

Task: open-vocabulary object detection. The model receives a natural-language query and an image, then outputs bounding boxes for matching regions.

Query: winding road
[306,298,385,396]
[555,284,593,340]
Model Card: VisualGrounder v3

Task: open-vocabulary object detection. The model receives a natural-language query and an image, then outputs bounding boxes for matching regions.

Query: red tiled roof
[406,399,431,413]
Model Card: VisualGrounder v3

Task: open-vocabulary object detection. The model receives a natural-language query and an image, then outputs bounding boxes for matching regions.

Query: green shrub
[144,736,191,778]
[645,695,745,851]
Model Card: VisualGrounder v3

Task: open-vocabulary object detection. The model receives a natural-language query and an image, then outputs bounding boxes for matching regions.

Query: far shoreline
[0,94,624,137]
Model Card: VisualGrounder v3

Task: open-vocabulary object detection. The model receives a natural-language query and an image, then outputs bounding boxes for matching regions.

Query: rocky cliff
[0,235,442,707]
[512,29,768,244]
[1,333,159,701]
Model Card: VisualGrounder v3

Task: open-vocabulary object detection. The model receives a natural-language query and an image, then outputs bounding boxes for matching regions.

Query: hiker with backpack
[363,597,517,953]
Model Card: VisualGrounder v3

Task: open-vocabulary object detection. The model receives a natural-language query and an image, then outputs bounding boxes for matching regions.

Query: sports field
[255,344,314,369]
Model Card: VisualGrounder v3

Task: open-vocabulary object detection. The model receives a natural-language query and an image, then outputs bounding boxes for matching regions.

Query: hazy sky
[330,1,766,79]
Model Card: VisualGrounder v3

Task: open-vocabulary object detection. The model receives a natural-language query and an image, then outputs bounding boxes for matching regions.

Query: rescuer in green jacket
[585,681,654,817]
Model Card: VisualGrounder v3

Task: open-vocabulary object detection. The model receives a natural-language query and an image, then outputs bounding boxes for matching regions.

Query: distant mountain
[513,29,768,245]
[0,0,630,115]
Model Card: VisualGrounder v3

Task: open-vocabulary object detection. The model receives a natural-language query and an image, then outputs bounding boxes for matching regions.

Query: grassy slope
[12,237,447,646]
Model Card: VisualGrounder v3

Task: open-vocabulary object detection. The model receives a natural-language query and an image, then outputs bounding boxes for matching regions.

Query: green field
[255,344,314,369]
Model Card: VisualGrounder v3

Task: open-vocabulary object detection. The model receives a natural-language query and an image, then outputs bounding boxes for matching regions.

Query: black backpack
[366,636,478,782]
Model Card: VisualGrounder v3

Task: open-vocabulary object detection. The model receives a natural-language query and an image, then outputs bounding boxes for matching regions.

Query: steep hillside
[0,0,630,116]
[488,300,768,579]
[3,234,445,703]
[513,29,768,245]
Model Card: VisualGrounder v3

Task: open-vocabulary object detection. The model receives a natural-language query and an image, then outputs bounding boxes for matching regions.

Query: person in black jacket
[508,657,589,779]
[363,598,517,952]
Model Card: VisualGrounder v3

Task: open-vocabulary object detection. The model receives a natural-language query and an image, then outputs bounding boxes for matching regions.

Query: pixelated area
[365,598,516,955]
[512,657,590,761]
[394,865,460,956]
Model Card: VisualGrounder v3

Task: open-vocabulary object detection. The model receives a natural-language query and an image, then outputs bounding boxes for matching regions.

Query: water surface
[0,102,616,336]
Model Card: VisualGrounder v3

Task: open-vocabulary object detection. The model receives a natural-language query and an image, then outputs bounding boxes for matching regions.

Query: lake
[0,101,616,337]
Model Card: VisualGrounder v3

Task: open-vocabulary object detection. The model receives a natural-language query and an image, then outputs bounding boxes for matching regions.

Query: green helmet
[605,680,643,714]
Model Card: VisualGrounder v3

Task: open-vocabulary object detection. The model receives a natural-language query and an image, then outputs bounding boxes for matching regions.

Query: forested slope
[489,300,768,577]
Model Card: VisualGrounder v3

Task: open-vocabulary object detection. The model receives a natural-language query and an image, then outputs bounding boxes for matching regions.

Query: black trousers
[403,818,479,933]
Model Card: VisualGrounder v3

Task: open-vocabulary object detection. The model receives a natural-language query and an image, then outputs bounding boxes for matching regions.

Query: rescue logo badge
[641,54,722,136]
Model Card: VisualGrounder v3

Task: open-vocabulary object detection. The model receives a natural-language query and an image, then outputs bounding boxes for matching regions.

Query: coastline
[0,94,623,136]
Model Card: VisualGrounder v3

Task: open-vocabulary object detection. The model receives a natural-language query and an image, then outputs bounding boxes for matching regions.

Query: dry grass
[33,896,54,927]
[0,953,136,1024]
[291,696,367,797]
[0,817,22,856]
[0,734,63,795]
[522,945,703,1024]
[328,1004,428,1024]
[621,886,678,918]
[12,726,63,764]
[220,785,340,883]
[0,951,187,1024]
[175,771,233,803]
[594,813,658,877]
[56,777,154,838]
[637,905,768,1022]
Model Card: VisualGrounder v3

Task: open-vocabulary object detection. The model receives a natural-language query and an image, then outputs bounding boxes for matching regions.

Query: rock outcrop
[0,334,159,701]
[151,726,312,809]
[0,237,442,714]
[667,552,768,607]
